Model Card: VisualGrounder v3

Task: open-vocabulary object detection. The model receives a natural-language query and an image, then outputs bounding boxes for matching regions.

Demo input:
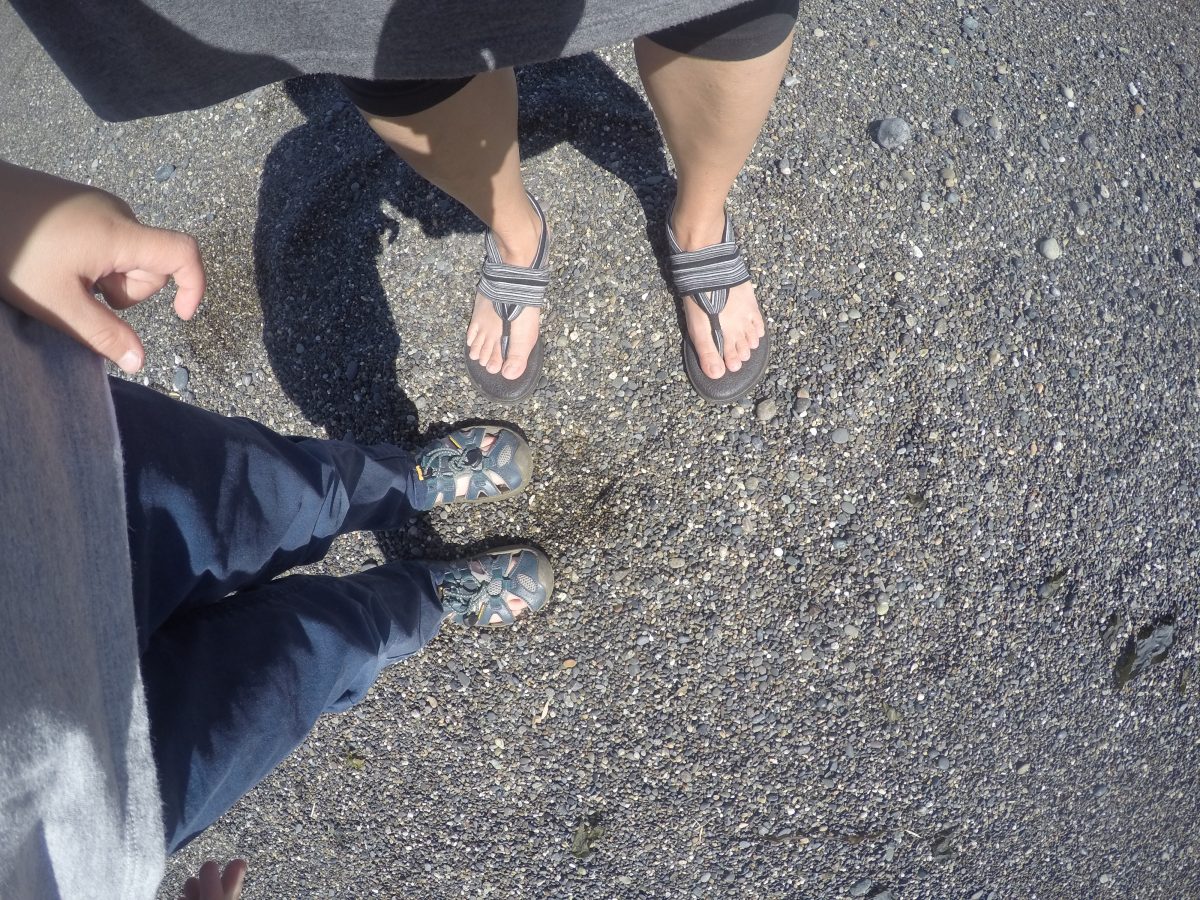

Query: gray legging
[339,0,800,116]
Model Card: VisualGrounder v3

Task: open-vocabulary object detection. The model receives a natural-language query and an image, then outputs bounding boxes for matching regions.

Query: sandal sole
[681,325,771,405]
[465,335,545,404]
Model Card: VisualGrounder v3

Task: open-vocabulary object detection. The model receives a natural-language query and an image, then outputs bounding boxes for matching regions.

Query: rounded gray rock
[953,107,975,127]
[874,117,912,151]
[1037,237,1062,261]
[172,366,190,392]
[755,398,778,422]
[832,427,851,444]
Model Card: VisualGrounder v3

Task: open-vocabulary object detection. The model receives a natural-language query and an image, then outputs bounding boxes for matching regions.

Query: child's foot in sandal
[411,425,531,511]
[430,546,553,627]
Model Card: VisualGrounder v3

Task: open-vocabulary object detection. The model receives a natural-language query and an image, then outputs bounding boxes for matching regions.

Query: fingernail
[118,350,142,373]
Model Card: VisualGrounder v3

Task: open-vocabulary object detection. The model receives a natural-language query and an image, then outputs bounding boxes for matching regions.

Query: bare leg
[635,32,793,378]
[356,70,542,379]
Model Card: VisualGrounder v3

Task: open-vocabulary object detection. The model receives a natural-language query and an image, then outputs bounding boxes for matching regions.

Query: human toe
[700,347,727,379]
[500,348,530,380]
[484,343,504,375]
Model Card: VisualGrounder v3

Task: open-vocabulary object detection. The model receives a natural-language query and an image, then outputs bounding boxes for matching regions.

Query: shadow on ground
[253,54,672,560]
[253,54,671,438]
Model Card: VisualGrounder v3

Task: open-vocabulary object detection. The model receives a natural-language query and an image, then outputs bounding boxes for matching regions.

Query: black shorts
[339,0,799,117]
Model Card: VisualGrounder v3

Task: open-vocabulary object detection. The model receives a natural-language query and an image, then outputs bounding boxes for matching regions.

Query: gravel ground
[3,1,1199,897]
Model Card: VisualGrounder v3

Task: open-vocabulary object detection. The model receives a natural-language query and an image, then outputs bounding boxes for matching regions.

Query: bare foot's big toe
[499,311,540,380]
[466,294,540,380]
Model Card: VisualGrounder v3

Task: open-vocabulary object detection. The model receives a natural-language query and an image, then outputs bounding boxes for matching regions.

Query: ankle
[490,198,542,265]
[670,206,727,251]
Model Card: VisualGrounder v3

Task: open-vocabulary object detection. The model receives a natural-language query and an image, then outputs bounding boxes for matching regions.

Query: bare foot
[672,214,765,379]
[465,198,544,380]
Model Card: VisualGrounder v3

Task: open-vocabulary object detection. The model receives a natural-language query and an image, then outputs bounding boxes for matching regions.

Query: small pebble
[172,366,190,392]
[849,877,874,898]
[1178,249,1195,268]
[874,117,912,151]
[952,107,975,127]
[831,427,851,444]
[755,398,778,422]
[1037,237,1062,260]
[154,163,176,182]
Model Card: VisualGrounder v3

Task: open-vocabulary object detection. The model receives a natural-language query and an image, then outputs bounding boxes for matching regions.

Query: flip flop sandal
[430,545,553,628]
[411,425,532,511]
[666,206,771,405]
[466,192,550,404]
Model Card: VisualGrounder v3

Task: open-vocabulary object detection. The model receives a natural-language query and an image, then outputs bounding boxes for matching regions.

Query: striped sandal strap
[478,192,550,359]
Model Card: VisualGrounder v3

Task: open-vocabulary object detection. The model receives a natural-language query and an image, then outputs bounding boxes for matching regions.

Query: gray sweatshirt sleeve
[0,304,164,899]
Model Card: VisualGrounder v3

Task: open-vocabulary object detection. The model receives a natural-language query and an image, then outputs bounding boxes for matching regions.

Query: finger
[196,860,223,899]
[182,875,200,900]
[116,224,205,320]
[222,859,249,898]
[96,270,170,309]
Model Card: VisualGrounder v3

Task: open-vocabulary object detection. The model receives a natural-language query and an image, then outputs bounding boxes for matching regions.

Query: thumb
[52,285,146,373]
[221,859,248,898]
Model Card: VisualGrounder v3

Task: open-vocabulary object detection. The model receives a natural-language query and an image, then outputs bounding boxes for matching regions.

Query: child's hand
[0,160,205,373]
[180,858,248,900]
